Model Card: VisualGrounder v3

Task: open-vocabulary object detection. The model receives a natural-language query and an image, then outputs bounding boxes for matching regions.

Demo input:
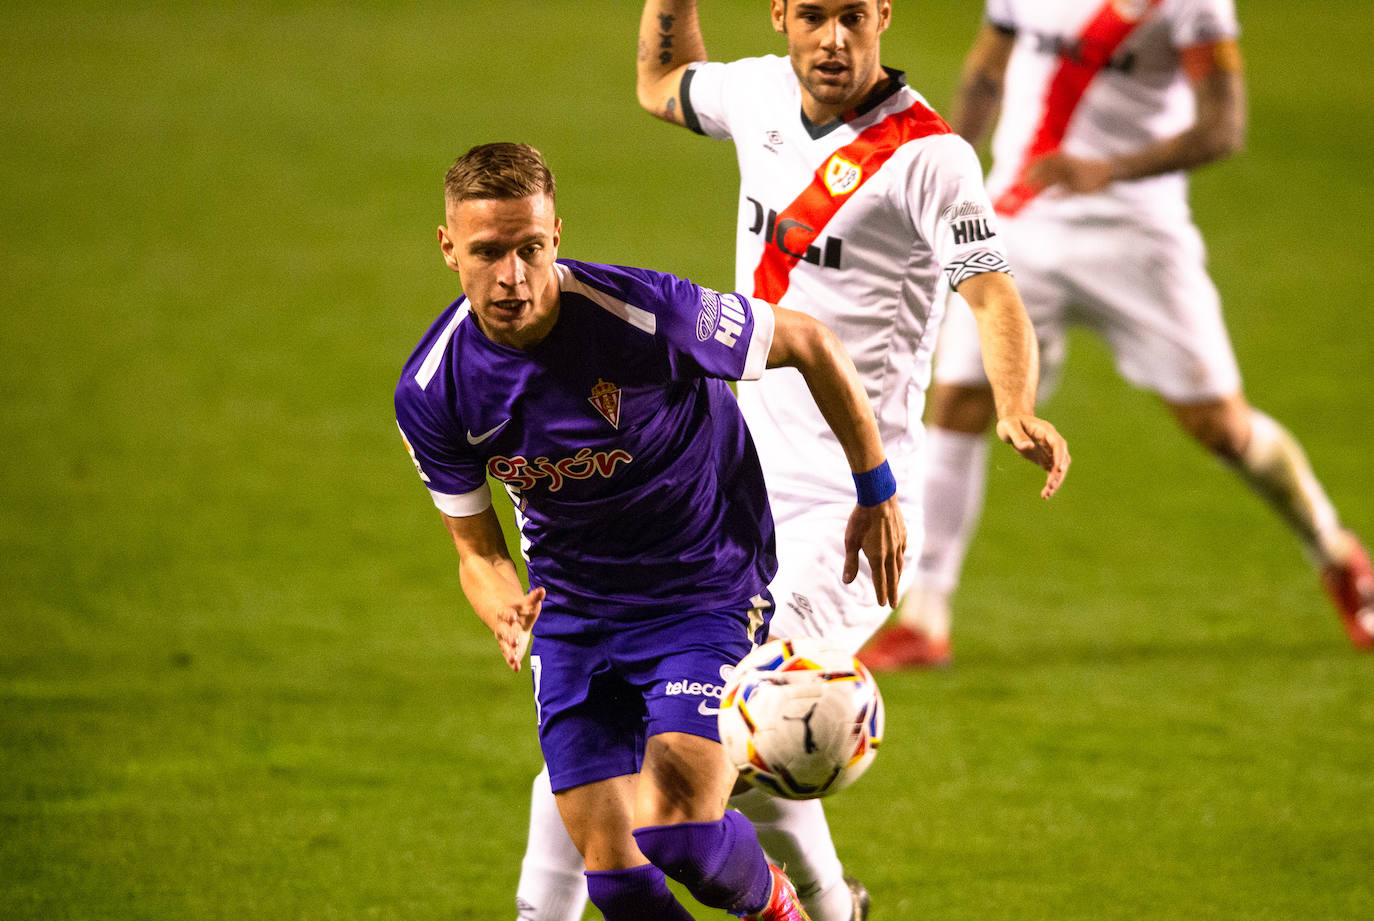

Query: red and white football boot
[743,865,812,921]
[858,623,952,671]
[1321,531,1374,649]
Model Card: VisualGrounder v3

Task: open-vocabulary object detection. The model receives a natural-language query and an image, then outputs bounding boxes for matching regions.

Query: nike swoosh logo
[466,419,510,445]
[698,700,720,716]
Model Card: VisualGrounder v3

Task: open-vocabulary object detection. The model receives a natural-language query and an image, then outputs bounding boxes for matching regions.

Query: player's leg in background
[515,765,588,921]
[755,531,899,920]
[1166,393,1374,647]
[1084,216,1371,646]
[731,787,864,921]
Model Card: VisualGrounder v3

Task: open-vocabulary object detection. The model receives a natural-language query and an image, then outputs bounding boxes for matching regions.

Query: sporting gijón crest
[588,378,622,429]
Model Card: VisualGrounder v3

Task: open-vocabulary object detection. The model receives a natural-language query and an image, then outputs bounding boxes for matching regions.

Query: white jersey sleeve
[1167,0,1239,49]
[682,56,791,141]
[984,0,1015,29]
[905,134,1013,289]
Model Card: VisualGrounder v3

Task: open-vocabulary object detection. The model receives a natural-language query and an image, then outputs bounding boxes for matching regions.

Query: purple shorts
[530,599,770,794]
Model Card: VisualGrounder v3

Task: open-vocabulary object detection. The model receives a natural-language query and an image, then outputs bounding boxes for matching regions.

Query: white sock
[731,788,854,921]
[1234,410,1346,567]
[514,765,587,921]
[909,427,989,629]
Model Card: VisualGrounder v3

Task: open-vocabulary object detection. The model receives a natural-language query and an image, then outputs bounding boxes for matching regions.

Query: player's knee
[1171,398,1249,461]
[928,383,997,433]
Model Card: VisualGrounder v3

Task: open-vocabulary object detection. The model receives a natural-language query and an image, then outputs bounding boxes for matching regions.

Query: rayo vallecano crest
[588,378,622,429]
[823,154,861,197]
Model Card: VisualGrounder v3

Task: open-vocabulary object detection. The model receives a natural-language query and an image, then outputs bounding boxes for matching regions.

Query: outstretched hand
[843,496,907,608]
[493,586,545,672]
[996,415,1071,498]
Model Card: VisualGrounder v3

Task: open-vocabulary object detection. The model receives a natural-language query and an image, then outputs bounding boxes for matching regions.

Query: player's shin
[515,766,588,921]
[1231,409,1345,566]
[584,864,695,921]
[632,811,773,914]
[912,426,990,620]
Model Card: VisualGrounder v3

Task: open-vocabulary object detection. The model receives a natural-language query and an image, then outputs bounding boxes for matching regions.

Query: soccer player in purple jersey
[395,142,905,921]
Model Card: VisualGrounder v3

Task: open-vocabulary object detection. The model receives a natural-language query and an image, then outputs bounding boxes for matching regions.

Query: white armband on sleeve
[429,481,492,518]
[740,295,775,381]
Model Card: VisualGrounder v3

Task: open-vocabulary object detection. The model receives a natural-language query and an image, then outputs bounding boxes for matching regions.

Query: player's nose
[497,251,525,287]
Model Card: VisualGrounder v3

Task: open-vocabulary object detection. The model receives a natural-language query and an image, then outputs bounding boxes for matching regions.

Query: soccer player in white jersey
[511,3,1072,921]
[860,0,1374,670]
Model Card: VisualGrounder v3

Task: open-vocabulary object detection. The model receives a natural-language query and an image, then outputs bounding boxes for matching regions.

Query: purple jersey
[395,259,779,635]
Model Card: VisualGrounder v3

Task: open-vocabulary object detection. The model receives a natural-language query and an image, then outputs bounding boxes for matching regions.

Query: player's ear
[437,225,460,272]
[770,0,786,34]
[877,0,892,33]
[551,217,562,254]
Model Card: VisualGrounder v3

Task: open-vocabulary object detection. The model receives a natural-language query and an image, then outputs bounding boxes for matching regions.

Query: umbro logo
[465,419,510,445]
[763,129,784,153]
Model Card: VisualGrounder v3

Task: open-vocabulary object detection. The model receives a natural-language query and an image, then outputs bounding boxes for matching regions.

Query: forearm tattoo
[657,13,676,66]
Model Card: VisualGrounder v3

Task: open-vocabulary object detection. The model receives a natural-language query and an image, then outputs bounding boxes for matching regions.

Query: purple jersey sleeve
[394,300,494,517]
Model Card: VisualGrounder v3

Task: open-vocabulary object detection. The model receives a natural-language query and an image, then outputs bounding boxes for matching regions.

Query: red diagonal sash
[995,0,1162,216]
[753,101,952,303]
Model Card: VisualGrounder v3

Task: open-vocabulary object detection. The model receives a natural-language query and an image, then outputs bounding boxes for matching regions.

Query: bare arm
[442,507,544,671]
[1028,40,1247,193]
[956,271,1070,498]
[950,22,1016,146]
[766,306,906,606]
[636,0,708,126]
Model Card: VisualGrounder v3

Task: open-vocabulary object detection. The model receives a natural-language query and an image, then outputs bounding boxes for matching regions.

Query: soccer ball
[718,636,884,799]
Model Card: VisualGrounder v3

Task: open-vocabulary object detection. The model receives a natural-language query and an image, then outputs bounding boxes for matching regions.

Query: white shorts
[765,500,922,655]
[934,213,1242,403]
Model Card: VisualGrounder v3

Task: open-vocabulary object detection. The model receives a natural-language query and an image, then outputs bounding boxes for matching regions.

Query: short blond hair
[444,142,557,204]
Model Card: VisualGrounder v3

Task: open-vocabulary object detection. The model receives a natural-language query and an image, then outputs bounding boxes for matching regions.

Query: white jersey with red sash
[985,0,1239,224]
[682,55,1012,508]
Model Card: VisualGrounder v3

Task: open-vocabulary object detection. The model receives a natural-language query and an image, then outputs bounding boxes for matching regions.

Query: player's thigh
[555,772,644,871]
[767,501,918,653]
[635,731,737,827]
[1073,221,1241,402]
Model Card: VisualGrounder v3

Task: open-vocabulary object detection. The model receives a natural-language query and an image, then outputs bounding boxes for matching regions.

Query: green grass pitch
[2,2,1370,918]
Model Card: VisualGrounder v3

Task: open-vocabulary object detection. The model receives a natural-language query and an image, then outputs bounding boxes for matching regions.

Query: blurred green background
[2,2,1370,918]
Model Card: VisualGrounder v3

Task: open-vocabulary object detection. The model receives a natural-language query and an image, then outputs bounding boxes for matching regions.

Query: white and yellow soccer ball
[718,636,884,800]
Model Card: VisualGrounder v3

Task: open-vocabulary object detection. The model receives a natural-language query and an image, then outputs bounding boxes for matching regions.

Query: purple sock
[632,811,773,915]
[584,864,694,921]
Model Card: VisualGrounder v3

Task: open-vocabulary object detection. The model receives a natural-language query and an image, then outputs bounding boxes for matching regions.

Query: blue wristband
[852,460,896,507]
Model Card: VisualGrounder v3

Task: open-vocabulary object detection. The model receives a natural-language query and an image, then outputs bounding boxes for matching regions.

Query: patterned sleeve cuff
[944,250,1014,289]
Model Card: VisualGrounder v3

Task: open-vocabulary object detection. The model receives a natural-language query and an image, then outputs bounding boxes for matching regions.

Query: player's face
[771,0,891,122]
[438,194,562,350]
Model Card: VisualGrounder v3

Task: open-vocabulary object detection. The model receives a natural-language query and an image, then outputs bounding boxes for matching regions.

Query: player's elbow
[636,76,675,121]
[635,80,660,117]
[767,309,839,371]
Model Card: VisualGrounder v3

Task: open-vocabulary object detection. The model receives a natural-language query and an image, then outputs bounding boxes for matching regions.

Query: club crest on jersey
[823,154,862,197]
[588,378,622,429]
